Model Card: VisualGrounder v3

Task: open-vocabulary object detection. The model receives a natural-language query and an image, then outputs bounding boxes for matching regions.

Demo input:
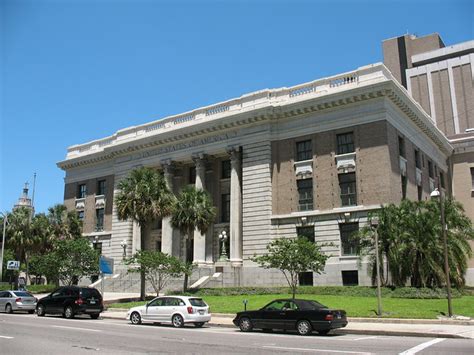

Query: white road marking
[262,345,372,354]
[0,335,14,339]
[51,325,102,332]
[399,338,445,355]
[352,336,379,341]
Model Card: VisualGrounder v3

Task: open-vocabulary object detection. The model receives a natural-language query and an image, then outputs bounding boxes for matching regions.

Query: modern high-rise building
[58,62,456,289]
[383,33,474,283]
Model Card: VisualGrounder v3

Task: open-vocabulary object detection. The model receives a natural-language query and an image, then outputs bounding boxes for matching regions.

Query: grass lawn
[109,294,474,319]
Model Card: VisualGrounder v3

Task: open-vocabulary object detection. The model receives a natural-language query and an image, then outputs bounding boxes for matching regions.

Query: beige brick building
[383,33,474,283]
[58,63,456,289]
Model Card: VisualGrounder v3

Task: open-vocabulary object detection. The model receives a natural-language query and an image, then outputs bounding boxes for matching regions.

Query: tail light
[15,298,22,303]
[75,298,84,305]
[187,306,194,314]
[325,314,334,321]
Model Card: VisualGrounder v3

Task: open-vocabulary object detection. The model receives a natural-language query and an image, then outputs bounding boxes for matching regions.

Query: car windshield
[189,298,207,307]
[13,291,33,297]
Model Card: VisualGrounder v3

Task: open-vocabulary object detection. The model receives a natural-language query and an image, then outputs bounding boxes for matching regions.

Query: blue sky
[1,0,472,214]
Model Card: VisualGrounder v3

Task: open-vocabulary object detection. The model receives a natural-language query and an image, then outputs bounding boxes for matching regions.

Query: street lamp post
[218,231,228,261]
[370,216,382,317]
[0,213,8,283]
[120,240,127,259]
[430,187,453,318]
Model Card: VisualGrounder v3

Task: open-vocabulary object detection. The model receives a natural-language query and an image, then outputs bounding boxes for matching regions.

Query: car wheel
[296,320,312,336]
[172,314,184,328]
[194,322,205,328]
[90,313,100,319]
[318,329,330,336]
[5,304,13,314]
[36,304,45,317]
[130,312,142,325]
[64,306,75,319]
[28,310,35,314]
[238,317,253,332]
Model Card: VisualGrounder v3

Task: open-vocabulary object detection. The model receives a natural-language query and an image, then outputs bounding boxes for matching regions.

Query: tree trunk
[140,225,146,301]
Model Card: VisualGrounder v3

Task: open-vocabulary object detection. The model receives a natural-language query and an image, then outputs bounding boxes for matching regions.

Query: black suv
[36,286,103,319]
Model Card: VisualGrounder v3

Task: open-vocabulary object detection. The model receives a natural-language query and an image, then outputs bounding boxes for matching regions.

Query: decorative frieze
[416,168,423,186]
[399,156,407,177]
[294,159,313,177]
[75,198,85,210]
[95,195,106,208]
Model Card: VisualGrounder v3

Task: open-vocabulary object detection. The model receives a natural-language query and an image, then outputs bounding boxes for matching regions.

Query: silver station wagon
[127,296,211,328]
[0,290,37,314]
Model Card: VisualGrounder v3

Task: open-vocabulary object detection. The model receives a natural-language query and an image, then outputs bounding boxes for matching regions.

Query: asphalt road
[0,313,472,354]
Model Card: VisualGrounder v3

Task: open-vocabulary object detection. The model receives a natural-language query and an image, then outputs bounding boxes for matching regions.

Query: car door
[260,300,287,329]
[162,297,184,322]
[143,297,165,321]
[280,300,299,330]
[0,291,10,310]
[48,288,67,313]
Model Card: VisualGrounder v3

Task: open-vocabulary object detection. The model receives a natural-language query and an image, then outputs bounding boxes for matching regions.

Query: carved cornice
[57,65,452,170]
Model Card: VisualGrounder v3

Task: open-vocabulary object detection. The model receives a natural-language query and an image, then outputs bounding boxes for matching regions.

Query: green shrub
[169,286,464,299]
[0,283,56,294]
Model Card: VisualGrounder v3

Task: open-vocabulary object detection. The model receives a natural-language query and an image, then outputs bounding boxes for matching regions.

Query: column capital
[226,146,241,167]
[192,153,208,170]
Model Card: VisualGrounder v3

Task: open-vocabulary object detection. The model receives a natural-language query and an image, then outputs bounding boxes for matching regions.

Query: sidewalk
[102,308,474,339]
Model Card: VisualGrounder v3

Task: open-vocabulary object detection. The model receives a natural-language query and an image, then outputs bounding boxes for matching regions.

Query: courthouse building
[58,62,456,288]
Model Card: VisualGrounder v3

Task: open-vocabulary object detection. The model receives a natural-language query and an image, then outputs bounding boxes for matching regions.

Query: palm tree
[115,167,175,300]
[47,204,82,240]
[171,185,216,291]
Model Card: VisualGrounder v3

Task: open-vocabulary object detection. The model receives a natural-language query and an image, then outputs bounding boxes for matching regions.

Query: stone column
[228,147,243,266]
[193,154,207,265]
[161,160,174,256]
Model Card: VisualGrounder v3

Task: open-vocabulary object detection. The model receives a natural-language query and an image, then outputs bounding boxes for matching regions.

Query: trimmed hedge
[0,283,56,294]
[169,286,464,299]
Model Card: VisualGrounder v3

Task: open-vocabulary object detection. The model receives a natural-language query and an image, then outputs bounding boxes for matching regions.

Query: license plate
[336,314,341,319]
[90,300,96,304]
[199,310,204,315]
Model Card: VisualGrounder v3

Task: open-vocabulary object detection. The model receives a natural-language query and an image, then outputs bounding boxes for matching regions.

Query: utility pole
[0,213,7,283]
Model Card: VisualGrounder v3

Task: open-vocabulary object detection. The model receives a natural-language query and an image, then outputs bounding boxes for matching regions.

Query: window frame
[77,184,86,199]
[97,180,106,196]
[339,173,357,207]
[297,178,313,211]
[339,222,359,256]
[95,208,105,231]
[221,160,231,179]
[220,193,231,223]
[336,132,355,155]
[296,140,312,162]
[398,136,406,158]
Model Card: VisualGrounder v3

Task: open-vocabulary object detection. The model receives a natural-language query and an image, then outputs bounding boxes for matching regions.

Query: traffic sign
[7,260,20,270]
[99,256,114,274]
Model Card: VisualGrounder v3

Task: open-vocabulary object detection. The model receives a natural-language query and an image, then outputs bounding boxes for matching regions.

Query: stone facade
[58,63,455,288]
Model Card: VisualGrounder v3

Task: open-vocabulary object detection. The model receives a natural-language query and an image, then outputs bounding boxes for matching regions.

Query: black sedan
[232,299,347,336]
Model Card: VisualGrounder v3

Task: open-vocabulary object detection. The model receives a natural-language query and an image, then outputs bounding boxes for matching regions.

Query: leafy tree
[37,237,99,286]
[115,167,175,300]
[171,185,216,291]
[125,250,184,296]
[47,204,82,240]
[252,237,329,299]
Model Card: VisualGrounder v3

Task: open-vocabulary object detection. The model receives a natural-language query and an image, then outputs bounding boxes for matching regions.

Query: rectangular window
[296,140,312,161]
[77,184,86,199]
[342,270,359,286]
[299,272,314,286]
[339,173,357,206]
[337,132,355,155]
[440,172,445,189]
[77,211,84,220]
[401,175,407,200]
[428,160,434,178]
[93,242,102,255]
[471,167,474,189]
[96,208,105,231]
[414,149,421,169]
[97,180,106,196]
[417,185,423,201]
[398,136,406,158]
[340,223,359,256]
[297,226,314,243]
[189,167,196,184]
[297,179,313,211]
[221,193,230,223]
[221,160,231,179]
